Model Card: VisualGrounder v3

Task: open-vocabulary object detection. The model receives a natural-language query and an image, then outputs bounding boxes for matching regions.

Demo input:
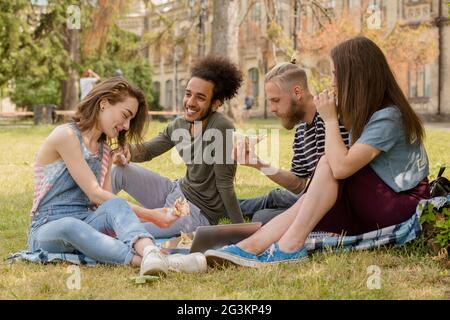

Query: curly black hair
[190,55,243,103]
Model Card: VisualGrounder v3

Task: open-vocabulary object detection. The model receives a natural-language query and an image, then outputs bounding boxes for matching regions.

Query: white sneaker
[140,246,169,276]
[166,253,207,273]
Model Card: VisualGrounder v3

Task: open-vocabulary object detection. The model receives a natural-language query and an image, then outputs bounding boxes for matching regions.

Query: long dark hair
[72,76,148,149]
[331,36,424,144]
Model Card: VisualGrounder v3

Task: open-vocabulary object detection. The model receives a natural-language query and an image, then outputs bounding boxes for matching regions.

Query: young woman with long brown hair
[27,77,206,274]
[205,36,430,266]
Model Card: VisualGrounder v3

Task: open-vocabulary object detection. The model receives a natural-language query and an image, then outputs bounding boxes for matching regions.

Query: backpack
[430,166,450,197]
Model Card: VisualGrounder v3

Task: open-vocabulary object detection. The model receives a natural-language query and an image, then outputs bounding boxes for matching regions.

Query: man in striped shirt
[237,61,350,224]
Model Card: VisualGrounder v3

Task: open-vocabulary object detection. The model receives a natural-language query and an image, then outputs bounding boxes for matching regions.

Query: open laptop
[160,222,262,254]
[189,222,262,253]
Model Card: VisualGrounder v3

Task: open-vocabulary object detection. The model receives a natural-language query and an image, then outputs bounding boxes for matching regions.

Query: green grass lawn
[0,119,449,299]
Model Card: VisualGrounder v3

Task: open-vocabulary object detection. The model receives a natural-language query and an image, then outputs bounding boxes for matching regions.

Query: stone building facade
[118,0,449,118]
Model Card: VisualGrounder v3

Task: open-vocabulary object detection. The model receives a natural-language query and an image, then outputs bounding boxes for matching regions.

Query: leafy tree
[2,0,156,110]
[0,0,33,86]
[2,1,86,110]
[10,78,60,108]
[82,24,156,110]
[298,11,438,94]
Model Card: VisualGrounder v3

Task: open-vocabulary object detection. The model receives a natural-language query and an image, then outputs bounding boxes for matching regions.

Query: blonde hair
[265,60,309,92]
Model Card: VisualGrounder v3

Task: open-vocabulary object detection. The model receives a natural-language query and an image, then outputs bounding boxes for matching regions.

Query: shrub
[420,201,450,254]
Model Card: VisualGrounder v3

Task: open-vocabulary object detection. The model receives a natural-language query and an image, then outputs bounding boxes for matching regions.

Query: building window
[177,79,185,109]
[403,0,431,21]
[165,79,173,108]
[323,0,336,9]
[251,2,261,23]
[248,68,259,105]
[369,0,384,6]
[368,0,385,14]
[276,7,284,26]
[153,44,161,66]
[408,65,430,100]
[152,81,161,105]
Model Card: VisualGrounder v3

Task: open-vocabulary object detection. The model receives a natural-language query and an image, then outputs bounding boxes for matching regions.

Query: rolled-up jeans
[28,198,152,265]
[239,188,300,224]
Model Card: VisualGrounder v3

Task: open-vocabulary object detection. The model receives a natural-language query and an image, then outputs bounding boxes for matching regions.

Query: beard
[279,97,305,130]
[184,102,214,123]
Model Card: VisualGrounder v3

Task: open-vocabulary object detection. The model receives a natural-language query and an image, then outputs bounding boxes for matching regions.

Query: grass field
[0,119,449,300]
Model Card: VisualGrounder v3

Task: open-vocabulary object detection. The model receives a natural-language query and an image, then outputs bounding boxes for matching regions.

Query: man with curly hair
[111,55,245,239]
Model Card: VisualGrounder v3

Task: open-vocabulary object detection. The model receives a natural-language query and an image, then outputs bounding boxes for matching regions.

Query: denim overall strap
[69,122,92,158]
[34,123,103,215]
[69,122,103,182]
[65,122,104,190]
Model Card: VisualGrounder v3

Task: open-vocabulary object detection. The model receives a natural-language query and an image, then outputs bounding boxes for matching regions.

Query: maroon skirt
[312,165,430,236]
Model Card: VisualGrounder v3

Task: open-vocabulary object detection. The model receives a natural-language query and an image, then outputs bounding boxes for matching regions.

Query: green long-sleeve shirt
[130,112,244,225]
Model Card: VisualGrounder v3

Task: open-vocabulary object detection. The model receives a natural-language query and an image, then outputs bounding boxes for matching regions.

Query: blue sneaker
[204,245,261,268]
[258,242,308,264]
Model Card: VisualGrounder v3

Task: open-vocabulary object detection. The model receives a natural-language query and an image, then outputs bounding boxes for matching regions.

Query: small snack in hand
[246,134,265,147]
[173,197,190,217]
[233,132,265,150]
[119,153,127,165]
[177,231,194,249]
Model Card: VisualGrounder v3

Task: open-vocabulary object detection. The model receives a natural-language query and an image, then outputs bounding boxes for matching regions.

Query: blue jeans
[239,188,300,224]
[28,198,152,265]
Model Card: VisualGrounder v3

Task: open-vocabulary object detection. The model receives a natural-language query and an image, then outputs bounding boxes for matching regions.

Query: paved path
[424,122,450,131]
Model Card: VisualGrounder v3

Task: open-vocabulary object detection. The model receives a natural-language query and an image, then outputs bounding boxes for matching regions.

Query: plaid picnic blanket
[304,195,449,252]
[7,196,449,266]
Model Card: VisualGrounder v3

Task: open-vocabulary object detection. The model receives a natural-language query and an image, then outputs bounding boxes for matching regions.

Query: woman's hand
[112,145,131,166]
[314,90,338,123]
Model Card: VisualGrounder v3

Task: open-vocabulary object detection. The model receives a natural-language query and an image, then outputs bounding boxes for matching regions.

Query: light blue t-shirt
[355,106,429,193]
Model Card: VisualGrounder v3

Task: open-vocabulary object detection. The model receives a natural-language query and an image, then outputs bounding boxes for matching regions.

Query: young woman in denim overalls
[28,77,206,275]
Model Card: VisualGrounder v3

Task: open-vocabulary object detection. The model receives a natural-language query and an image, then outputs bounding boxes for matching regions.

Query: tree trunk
[61,28,80,110]
[198,0,207,58]
[211,0,228,56]
[210,0,241,122]
[143,0,150,59]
